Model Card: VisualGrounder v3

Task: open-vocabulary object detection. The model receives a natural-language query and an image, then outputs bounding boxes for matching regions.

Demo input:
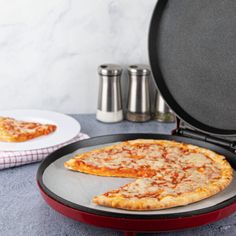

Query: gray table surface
[0,114,236,236]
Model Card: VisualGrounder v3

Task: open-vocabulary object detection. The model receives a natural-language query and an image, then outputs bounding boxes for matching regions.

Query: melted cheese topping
[70,140,224,199]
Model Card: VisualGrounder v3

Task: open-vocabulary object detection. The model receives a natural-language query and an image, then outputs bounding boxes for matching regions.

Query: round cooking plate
[37,134,236,232]
[149,0,236,135]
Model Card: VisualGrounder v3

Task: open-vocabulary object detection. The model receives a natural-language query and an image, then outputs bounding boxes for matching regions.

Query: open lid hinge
[174,128,236,151]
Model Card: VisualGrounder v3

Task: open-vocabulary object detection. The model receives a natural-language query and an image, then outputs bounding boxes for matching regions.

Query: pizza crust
[93,188,216,211]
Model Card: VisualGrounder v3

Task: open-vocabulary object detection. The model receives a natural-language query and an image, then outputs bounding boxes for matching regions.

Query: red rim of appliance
[38,180,236,233]
[37,134,236,234]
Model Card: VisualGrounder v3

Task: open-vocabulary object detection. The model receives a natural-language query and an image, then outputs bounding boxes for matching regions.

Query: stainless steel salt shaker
[126,65,151,122]
[96,64,123,123]
[153,90,175,123]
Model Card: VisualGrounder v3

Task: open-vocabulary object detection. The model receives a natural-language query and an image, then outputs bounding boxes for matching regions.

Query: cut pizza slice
[0,116,57,142]
[64,155,157,178]
[64,140,164,178]
[93,170,229,211]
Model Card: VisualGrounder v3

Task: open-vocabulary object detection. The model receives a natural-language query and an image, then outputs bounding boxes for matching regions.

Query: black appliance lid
[149,0,236,135]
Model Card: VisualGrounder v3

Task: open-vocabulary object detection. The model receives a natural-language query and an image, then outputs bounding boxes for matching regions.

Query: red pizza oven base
[38,182,236,235]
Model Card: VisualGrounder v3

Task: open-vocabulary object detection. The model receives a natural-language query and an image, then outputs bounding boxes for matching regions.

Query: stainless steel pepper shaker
[96,64,123,123]
[153,90,176,123]
[126,65,151,122]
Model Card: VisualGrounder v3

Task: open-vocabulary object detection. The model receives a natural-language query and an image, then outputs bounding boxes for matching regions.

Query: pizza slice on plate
[0,116,57,142]
[64,139,233,211]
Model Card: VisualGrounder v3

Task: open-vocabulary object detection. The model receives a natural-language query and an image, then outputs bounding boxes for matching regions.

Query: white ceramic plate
[42,142,236,216]
[0,109,80,151]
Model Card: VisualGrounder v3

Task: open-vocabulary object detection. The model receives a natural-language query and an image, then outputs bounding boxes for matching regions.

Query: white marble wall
[0,0,157,113]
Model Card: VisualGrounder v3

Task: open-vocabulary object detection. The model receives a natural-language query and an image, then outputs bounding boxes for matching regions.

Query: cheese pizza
[0,116,57,142]
[64,139,233,211]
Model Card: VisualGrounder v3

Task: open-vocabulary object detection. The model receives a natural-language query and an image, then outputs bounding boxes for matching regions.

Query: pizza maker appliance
[37,0,236,235]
